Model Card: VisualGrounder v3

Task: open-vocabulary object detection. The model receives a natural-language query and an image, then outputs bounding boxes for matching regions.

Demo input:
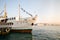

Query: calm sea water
[0,26,60,40]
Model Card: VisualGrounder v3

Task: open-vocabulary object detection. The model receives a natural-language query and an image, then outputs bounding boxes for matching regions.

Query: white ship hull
[10,20,33,33]
[0,22,32,33]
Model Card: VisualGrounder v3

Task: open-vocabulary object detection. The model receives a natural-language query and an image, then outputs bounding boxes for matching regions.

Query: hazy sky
[0,0,60,24]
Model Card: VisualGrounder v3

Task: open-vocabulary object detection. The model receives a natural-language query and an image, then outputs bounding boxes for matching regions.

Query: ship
[0,3,37,33]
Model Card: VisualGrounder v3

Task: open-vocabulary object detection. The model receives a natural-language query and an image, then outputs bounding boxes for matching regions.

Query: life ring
[5,28,10,32]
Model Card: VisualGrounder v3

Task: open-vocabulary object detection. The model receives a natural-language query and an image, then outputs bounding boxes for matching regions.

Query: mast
[18,1,20,20]
[4,3,7,18]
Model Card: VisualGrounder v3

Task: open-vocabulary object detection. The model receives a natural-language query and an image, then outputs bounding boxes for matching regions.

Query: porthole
[12,23,13,25]
[14,17,15,19]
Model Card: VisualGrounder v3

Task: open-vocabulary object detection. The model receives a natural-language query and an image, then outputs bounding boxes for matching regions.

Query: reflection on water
[0,26,60,40]
[0,33,32,40]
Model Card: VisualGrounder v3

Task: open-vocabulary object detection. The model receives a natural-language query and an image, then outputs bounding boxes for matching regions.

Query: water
[0,33,32,40]
[0,26,60,40]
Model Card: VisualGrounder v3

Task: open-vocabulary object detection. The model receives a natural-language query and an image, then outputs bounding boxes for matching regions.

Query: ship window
[12,18,13,20]
[1,20,4,22]
[9,23,13,25]
[14,17,15,19]
[10,18,11,20]
[11,17,15,20]
[9,23,10,25]
[8,23,10,25]
[12,23,13,25]
[10,23,11,25]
